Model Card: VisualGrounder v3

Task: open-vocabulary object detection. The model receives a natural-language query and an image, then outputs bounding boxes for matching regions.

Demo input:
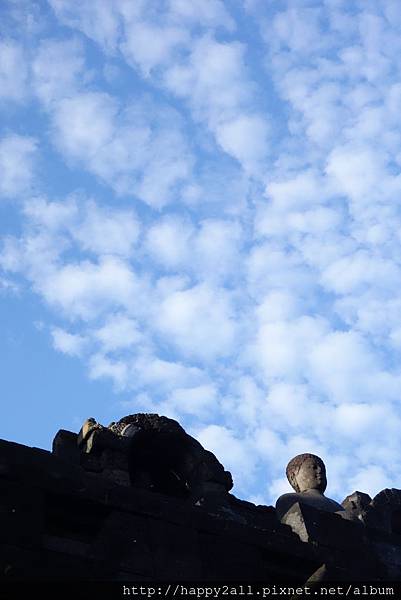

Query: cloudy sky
[2,0,401,506]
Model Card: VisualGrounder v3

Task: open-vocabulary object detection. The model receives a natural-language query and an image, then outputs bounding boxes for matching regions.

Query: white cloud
[349,465,393,497]
[122,23,189,76]
[93,314,142,352]
[166,36,247,109]
[50,0,235,62]
[195,424,255,490]
[215,114,270,171]
[321,251,401,296]
[332,403,396,439]
[87,329,208,396]
[48,0,122,52]
[164,35,270,170]
[52,327,87,357]
[194,219,243,281]
[265,383,319,430]
[154,283,237,362]
[0,229,63,279]
[326,145,401,205]
[253,427,286,463]
[255,290,300,323]
[0,40,28,102]
[169,0,234,30]
[52,92,118,160]
[32,38,87,105]
[88,352,129,390]
[49,91,193,207]
[72,201,140,257]
[37,256,140,320]
[223,376,265,429]
[265,170,330,212]
[130,353,208,393]
[5,0,401,509]
[0,237,26,273]
[269,477,293,500]
[273,6,327,55]
[145,216,243,283]
[145,216,194,269]
[258,205,341,238]
[335,295,401,339]
[47,1,270,179]
[0,135,38,199]
[22,196,140,258]
[0,275,19,294]
[308,330,399,404]
[165,384,218,419]
[246,242,315,301]
[23,196,78,230]
[254,316,329,381]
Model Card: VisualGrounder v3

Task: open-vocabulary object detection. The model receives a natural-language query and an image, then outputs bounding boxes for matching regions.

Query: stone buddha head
[286,453,327,494]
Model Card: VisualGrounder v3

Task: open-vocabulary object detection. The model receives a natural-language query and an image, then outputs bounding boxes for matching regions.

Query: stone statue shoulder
[276,490,344,520]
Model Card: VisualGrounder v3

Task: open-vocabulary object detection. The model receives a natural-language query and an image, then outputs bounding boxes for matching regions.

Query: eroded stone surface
[2,418,401,581]
[0,436,317,581]
[276,453,345,521]
[75,414,233,504]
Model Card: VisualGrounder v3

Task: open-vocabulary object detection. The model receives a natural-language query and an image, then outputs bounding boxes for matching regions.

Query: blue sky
[2,0,401,506]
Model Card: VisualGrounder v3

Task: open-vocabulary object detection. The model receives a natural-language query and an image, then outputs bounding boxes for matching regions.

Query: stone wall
[0,428,401,582]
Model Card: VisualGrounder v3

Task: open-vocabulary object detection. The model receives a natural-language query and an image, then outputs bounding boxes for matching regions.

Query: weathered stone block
[148,519,202,579]
[89,510,154,578]
[0,481,44,549]
[52,430,80,464]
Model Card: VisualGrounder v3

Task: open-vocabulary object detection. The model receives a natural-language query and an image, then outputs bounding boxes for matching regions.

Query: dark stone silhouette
[341,490,372,522]
[1,414,401,582]
[75,414,233,503]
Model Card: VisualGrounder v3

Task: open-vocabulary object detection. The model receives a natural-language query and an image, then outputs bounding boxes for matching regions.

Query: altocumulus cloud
[1,0,401,504]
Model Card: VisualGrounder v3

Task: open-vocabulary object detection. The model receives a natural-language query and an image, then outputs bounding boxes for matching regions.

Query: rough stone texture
[1,416,401,581]
[366,489,401,533]
[276,453,345,519]
[0,436,320,581]
[76,414,233,502]
[341,490,372,522]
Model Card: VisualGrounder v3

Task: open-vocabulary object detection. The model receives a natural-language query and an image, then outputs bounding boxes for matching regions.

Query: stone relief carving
[76,413,233,504]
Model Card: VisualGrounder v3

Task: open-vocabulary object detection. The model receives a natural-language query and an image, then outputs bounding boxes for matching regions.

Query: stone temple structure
[1,413,401,583]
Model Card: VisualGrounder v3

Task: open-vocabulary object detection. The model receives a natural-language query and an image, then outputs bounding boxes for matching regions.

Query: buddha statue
[276,453,345,520]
